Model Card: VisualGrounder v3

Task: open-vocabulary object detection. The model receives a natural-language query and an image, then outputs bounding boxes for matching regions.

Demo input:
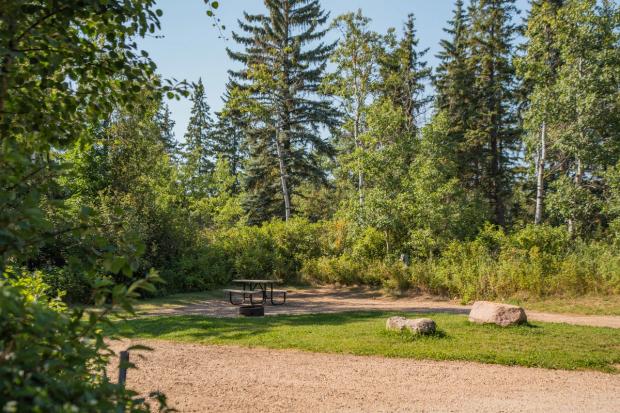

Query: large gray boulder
[386,316,436,335]
[468,301,527,327]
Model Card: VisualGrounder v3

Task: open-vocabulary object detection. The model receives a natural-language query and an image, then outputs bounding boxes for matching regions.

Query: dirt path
[144,288,620,329]
[109,339,620,413]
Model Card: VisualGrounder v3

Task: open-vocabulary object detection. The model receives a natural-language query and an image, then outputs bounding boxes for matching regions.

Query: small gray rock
[405,318,436,335]
[386,316,436,335]
[386,316,408,331]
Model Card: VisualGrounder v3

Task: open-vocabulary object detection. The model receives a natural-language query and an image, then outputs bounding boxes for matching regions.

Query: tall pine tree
[227,0,336,222]
[155,102,177,156]
[434,0,478,184]
[378,13,432,135]
[213,80,248,190]
[183,78,215,195]
[466,0,520,226]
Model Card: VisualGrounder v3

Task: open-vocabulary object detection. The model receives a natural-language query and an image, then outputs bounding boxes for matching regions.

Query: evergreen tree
[434,0,477,183]
[227,0,336,222]
[155,102,178,156]
[183,78,215,178]
[465,0,520,226]
[212,81,248,190]
[378,13,432,135]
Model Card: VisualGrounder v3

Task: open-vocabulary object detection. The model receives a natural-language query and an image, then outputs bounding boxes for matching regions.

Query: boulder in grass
[386,316,436,335]
[386,316,408,331]
[468,301,527,327]
[405,318,436,335]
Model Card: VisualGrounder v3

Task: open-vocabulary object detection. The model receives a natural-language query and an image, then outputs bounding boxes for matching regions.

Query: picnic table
[223,279,287,306]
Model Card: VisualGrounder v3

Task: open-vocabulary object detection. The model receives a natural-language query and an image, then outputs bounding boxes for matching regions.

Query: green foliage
[0,275,170,412]
[228,0,336,222]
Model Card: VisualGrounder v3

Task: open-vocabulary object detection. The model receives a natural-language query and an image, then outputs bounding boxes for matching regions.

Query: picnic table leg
[229,291,243,305]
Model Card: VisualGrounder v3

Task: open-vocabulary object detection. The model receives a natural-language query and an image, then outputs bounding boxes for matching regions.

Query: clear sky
[139,0,530,141]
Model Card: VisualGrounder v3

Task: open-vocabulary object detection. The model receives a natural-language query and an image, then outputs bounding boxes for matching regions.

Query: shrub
[301,256,369,285]
[0,279,170,412]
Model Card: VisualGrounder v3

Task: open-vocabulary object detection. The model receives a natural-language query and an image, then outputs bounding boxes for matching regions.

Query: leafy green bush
[0,278,170,412]
[40,267,92,304]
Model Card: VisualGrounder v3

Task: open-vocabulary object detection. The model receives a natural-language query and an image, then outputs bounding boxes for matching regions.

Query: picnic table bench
[224,279,287,306]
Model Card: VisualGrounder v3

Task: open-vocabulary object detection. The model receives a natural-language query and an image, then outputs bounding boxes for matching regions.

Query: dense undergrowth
[40,218,620,303]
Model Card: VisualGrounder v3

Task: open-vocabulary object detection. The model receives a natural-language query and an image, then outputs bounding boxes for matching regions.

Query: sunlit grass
[113,311,620,372]
[506,295,620,316]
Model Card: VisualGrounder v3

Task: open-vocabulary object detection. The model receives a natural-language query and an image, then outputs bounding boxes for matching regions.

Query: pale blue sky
[139,0,529,141]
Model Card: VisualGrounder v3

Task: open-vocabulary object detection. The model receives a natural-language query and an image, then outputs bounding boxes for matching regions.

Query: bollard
[118,350,129,386]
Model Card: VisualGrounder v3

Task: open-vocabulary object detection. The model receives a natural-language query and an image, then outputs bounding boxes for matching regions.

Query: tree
[322,10,381,207]
[547,0,620,235]
[227,0,336,222]
[212,81,248,190]
[183,78,215,182]
[378,13,432,135]
[155,101,178,155]
[465,0,520,226]
[434,0,477,183]
[0,1,181,410]
[516,0,564,225]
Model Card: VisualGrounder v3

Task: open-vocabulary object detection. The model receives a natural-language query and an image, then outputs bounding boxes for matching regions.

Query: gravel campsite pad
[109,339,620,413]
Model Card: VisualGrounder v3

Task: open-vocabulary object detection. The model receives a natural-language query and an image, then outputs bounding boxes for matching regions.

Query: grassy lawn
[507,295,620,316]
[133,291,224,313]
[113,311,620,372]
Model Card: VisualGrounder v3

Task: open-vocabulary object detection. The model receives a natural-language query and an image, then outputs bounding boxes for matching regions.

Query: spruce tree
[466,0,520,226]
[227,0,336,222]
[183,78,215,177]
[434,0,477,182]
[155,102,177,156]
[435,0,470,113]
[378,14,432,135]
[213,81,248,189]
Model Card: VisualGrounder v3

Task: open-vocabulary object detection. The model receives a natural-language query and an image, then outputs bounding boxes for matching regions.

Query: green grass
[506,295,620,316]
[113,311,620,372]
[133,291,224,313]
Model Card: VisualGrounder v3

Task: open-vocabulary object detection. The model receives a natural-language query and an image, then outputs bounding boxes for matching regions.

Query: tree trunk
[568,157,583,236]
[275,130,291,221]
[490,127,505,226]
[534,121,546,225]
[354,111,364,207]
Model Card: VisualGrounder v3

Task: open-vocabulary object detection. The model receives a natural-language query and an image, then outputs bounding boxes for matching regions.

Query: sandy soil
[144,287,620,329]
[109,339,620,413]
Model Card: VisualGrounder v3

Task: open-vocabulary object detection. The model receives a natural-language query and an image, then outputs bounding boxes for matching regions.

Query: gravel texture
[109,339,620,413]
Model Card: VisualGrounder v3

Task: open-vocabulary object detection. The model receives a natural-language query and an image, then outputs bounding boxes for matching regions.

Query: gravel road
[109,339,620,413]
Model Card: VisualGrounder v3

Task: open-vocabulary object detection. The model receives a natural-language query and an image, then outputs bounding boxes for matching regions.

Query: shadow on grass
[384,328,449,342]
[115,311,390,342]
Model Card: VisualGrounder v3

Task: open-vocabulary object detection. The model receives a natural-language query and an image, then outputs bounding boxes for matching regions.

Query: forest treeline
[4,0,620,305]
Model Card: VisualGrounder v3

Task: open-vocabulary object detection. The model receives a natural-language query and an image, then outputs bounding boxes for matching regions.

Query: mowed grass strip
[508,295,620,316]
[114,312,620,372]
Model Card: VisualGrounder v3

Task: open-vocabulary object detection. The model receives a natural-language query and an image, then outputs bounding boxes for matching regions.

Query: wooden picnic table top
[232,279,282,284]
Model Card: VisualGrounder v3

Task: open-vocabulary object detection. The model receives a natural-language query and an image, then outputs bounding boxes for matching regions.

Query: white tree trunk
[354,110,364,207]
[534,121,546,225]
[568,157,583,236]
[275,130,291,221]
